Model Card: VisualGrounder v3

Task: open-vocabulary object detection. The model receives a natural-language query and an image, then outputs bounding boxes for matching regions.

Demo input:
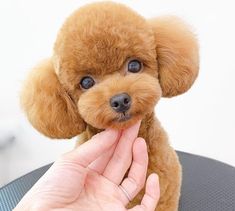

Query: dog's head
[21,2,199,138]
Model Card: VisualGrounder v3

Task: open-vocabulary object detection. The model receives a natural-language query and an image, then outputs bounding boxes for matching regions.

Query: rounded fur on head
[21,1,199,139]
[20,59,86,139]
[149,16,199,97]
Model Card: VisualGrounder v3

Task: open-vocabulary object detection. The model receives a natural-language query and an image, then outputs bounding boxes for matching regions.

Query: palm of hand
[74,170,126,211]
[15,122,159,211]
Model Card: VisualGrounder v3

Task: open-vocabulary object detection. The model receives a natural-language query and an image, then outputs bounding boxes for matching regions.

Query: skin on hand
[14,122,160,211]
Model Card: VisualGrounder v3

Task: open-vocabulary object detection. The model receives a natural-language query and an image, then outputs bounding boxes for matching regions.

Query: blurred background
[0,0,234,187]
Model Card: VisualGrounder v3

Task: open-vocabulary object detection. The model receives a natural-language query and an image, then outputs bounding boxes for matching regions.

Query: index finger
[103,121,141,184]
[62,129,120,167]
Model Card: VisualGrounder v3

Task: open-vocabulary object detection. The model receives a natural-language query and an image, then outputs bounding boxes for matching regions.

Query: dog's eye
[128,60,142,73]
[80,76,95,89]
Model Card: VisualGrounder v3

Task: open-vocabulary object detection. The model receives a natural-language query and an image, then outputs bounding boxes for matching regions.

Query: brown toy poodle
[21,2,199,211]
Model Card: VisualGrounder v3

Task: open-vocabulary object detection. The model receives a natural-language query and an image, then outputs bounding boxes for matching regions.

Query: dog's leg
[153,149,181,211]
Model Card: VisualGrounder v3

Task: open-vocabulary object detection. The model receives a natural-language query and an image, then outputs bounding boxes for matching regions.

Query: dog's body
[21,2,199,210]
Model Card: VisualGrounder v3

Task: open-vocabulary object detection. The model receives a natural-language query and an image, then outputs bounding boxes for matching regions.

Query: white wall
[0,0,234,186]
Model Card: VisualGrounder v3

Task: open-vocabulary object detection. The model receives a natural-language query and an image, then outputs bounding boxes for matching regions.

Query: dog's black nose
[110,93,131,113]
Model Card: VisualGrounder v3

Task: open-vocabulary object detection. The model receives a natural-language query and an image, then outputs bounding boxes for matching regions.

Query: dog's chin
[97,112,143,130]
[113,112,132,122]
[112,117,140,130]
[108,116,139,130]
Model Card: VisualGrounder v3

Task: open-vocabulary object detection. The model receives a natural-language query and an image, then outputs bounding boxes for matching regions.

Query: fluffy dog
[21,2,199,210]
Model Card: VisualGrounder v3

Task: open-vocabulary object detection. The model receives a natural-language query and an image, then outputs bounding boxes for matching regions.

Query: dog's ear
[20,59,86,139]
[148,16,199,97]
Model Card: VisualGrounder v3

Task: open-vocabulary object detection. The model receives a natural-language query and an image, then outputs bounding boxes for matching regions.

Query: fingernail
[151,173,159,181]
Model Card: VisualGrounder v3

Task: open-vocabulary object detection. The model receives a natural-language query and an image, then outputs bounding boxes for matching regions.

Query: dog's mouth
[113,112,132,122]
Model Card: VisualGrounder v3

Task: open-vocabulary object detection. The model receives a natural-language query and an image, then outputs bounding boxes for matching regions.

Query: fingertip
[128,120,142,132]
[93,128,120,144]
[148,173,159,185]
[134,138,146,151]
[105,128,120,138]
[133,137,147,156]
[134,120,142,130]
[120,120,142,141]
[135,137,146,145]
[146,173,160,200]
[139,173,160,211]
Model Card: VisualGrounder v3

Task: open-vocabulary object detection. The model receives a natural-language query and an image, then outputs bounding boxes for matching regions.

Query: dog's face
[54,3,161,129]
[21,2,199,138]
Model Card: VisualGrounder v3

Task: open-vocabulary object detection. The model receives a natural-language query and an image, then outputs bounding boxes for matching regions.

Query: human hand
[14,122,160,211]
